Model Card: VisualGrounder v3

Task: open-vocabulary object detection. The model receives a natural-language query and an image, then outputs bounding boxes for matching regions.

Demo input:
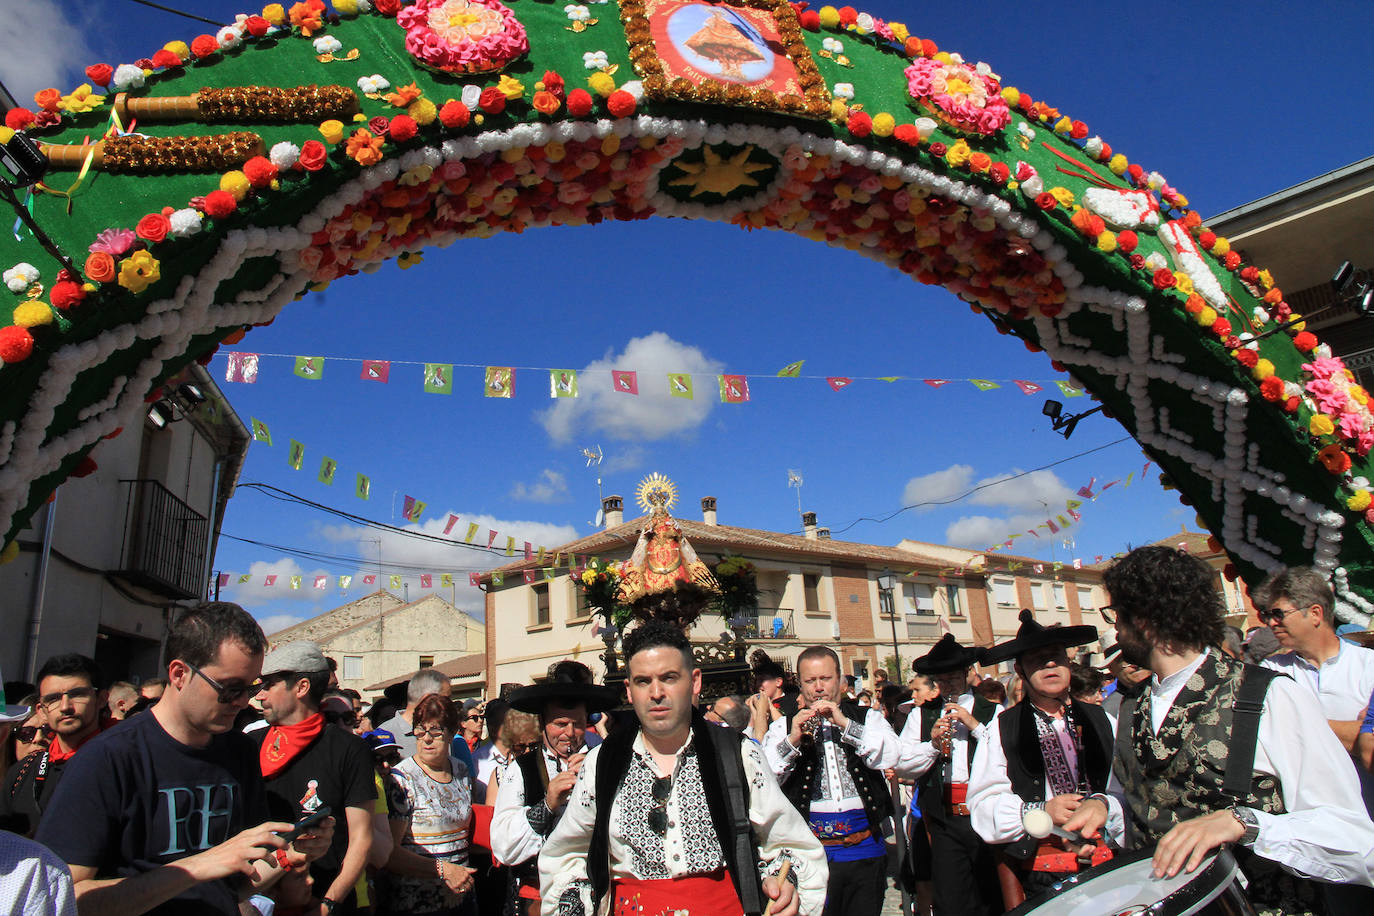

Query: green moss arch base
[1,0,1372,617]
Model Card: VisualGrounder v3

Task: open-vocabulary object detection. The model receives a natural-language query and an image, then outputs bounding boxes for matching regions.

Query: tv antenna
[787,468,803,519]
[583,445,605,526]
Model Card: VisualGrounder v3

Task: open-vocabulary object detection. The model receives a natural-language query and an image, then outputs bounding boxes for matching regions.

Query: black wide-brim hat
[913,633,984,674]
[506,681,622,715]
[982,608,1099,666]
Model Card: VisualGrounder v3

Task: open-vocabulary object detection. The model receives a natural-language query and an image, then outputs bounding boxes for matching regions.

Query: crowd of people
[3,545,1374,915]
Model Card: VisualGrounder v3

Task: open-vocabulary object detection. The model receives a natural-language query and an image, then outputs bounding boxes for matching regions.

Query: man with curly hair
[541,620,827,916]
[1067,546,1374,916]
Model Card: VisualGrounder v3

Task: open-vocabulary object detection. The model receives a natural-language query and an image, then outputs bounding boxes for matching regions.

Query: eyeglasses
[1258,605,1304,625]
[38,687,98,710]
[412,727,449,741]
[647,775,672,836]
[189,665,263,704]
[510,742,538,755]
[15,725,49,743]
[1097,606,1117,624]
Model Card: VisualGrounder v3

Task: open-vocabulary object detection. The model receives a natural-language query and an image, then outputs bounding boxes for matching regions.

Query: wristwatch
[321,897,338,915]
[1229,806,1260,846]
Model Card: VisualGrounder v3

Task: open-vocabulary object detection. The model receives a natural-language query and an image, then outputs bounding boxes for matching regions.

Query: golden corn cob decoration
[112,85,359,124]
[40,132,265,173]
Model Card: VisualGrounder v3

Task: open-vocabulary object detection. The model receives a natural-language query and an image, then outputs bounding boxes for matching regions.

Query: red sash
[612,870,743,916]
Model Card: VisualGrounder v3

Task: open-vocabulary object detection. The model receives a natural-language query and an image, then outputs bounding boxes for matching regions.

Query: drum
[1006,847,1255,916]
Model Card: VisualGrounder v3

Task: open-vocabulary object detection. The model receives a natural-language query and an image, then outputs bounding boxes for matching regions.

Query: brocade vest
[781,700,893,839]
[915,695,998,828]
[1114,652,1324,916]
[997,699,1113,859]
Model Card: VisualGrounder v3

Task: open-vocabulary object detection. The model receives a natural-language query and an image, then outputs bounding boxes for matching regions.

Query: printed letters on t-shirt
[158,782,239,856]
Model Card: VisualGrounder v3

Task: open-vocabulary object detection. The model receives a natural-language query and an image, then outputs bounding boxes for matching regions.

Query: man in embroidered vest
[1067,546,1374,916]
[493,660,620,915]
[764,645,899,916]
[967,609,1114,902]
[541,620,826,916]
[895,634,1001,916]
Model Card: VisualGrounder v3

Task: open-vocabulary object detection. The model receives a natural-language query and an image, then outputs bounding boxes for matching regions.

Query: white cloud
[0,0,96,105]
[259,613,308,637]
[966,469,1075,513]
[510,469,569,503]
[603,444,646,473]
[902,464,975,510]
[539,333,724,444]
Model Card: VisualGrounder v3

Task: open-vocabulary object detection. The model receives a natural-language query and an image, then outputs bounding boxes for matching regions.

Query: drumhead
[1007,847,1243,916]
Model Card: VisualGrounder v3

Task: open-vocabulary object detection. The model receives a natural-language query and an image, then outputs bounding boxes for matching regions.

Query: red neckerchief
[261,713,324,779]
[46,713,114,763]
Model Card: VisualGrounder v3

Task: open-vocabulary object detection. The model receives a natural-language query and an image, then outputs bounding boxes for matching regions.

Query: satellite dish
[594,508,604,527]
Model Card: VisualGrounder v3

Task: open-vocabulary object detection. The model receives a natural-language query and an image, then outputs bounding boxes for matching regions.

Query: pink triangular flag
[827,377,852,391]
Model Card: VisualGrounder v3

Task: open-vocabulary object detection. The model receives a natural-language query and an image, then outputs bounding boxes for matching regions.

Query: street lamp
[877,568,899,677]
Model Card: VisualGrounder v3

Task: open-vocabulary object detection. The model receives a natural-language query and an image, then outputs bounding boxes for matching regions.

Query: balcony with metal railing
[119,479,209,600]
[736,607,796,639]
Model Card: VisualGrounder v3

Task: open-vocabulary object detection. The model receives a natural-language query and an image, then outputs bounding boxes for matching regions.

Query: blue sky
[5,0,1372,632]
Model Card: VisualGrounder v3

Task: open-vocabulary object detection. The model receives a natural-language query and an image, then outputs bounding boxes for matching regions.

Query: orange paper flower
[289,0,325,35]
[345,129,384,166]
[384,82,423,108]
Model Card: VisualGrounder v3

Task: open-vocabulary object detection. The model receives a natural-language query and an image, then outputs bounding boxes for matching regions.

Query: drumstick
[1023,808,1093,845]
[761,860,792,916]
[112,85,359,125]
[40,133,265,173]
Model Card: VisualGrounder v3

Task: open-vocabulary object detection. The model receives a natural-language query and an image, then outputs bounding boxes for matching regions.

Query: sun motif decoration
[396,0,529,75]
[635,472,680,515]
[667,144,774,198]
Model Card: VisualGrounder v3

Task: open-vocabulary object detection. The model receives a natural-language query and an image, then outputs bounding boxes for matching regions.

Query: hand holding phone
[277,806,331,843]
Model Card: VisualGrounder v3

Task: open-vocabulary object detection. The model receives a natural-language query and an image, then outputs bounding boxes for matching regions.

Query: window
[570,582,590,622]
[903,582,935,616]
[1052,583,1067,609]
[531,582,551,627]
[418,655,434,669]
[991,578,1016,606]
[852,659,869,681]
[342,656,363,681]
[1076,586,1094,614]
[1032,582,1049,611]
[802,573,823,615]
[945,584,964,618]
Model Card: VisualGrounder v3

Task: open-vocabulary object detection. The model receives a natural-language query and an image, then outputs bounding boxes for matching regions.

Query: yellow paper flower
[1348,491,1372,513]
[1258,269,1274,290]
[818,5,840,28]
[319,119,345,144]
[262,3,287,26]
[1049,186,1075,208]
[1096,230,1117,253]
[220,170,251,200]
[587,71,615,98]
[12,302,54,328]
[58,84,104,114]
[1000,87,1020,106]
[889,22,909,42]
[1310,415,1335,437]
[408,97,437,126]
[163,40,190,60]
[1174,272,1194,295]
[945,139,971,167]
[872,113,895,138]
[397,251,423,269]
[497,75,525,101]
[1196,306,1217,326]
[0,127,13,144]
[1211,237,1231,255]
[333,0,360,15]
[829,99,848,121]
[1053,116,1073,136]
[1108,154,1128,176]
[1253,359,1275,380]
[545,141,566,163]
[117,250,161,294]
[1350,386,1369,405]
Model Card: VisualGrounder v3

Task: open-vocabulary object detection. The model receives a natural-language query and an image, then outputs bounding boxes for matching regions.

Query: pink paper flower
[89,227,137,256]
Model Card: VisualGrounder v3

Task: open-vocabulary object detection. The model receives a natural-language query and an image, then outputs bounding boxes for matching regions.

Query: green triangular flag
[464,523,479,543]
[1054,380,1086,398]
[969,379,1001,391]
[389,575,402,589]
[339,575,352,589]
[318,457,337,485]
[289,575,302,589]
[294,356,324,379]
[668,373,693,399]
[424,363,453,395]
[250,418,272,445]
[542,567,556,581]
[492,571,504,586]
[776,360,805,378]
[237,574,251,584]
[356,473,371,500]
[550,369,578,398]
[287,439,305,470]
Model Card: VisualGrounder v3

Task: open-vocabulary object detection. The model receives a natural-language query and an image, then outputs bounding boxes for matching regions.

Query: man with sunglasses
[1,654,111,837]
[35,602,335,915]
[542,620,826,916]
[255,641,376,916]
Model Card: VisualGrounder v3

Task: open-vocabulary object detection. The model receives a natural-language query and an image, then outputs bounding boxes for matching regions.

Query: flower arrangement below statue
[577,558,633,630]
[711,555,760,622]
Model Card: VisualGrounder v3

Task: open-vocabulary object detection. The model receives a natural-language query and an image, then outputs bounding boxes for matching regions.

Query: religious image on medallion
[645,0,800,94]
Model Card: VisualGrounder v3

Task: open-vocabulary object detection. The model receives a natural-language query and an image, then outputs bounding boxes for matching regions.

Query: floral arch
[1,0,1372,617]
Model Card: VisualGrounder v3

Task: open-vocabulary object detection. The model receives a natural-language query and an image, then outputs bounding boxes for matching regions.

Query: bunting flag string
[218,351,1085,401]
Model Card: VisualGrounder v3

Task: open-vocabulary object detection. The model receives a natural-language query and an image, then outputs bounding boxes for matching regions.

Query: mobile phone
[278,806,331,842]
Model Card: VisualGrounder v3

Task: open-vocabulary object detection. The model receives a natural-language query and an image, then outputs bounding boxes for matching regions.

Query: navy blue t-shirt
[35,710,269,915]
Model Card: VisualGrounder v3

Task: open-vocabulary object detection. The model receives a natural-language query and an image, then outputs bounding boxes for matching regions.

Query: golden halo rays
[635,472,679,514]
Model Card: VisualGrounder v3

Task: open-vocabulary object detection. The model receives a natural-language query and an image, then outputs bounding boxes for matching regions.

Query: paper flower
[58,84,104,114]
[117,250,161,294]
[111,64,146,91]
[832,82,854,100]
[314,35,343,54]
[168,209,203,238]
[270,141,301,170]
[396,0,529,75]
[84,252,116,283]
[345,129,385,166]
[903,57,1011,135]
[3,263,39,293]
[583,50,609,70]
[565,4,590,21]
[358,74,391,94]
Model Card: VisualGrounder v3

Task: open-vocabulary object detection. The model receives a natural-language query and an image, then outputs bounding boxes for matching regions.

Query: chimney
[816,527,831,539]
[603,495,623,529]
[802,511,818,539]
[701,496,717,526]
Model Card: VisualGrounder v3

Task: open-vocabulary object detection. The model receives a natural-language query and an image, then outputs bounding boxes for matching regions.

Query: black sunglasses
[15,725,49,743]
[189,665,263,704]
[647,775,672,836]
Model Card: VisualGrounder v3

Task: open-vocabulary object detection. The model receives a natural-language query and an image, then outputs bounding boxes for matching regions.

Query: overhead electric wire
[123,0,229,27]
[219,531,496,574]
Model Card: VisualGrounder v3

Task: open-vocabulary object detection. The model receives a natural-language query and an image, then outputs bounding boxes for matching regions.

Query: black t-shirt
[35,709,268,916]
[254,725,376,893]
[0,750,68,837]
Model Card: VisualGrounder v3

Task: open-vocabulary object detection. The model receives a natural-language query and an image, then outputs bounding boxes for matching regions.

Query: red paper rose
[1260,376,1285,402]
[135,212,170,243]
[1283,395,1300,413]
[49,280,85,311]
[1234,348,1258,369]
[1127,163,1143,183]
[152,49,183,69]
[1093,140,1112,162]
[1152,268,1176,290]
[1240,266,1259,283]
[1069,120,1088,139]
[34,88,61,112]
[374,0,400,15]
[1224,335,1240,349]
[541,70,565,100]
[388,114,418,142]
[298,140,327,171]
[846,110,872,137]
[367,116,390,136]
[202,190,237,218]
[1318,444,1351,475]
[85,64,113,87]
[244,15,271,36]
[1198,231,1217,250]
[1223,252,1242,270]
[478,87,506,114]
[799,10,820,30]
[242,156,278,188]
[1210,317,1231,337]
[439,100,470,128]
[928,142,946,158]
[1035,192,1057,211]
[191,34,219,58]
[566,88,593,117]
[0,326,35,364]
[892,123,919,147]
[1127,254,1145,270]
[607,90,636,118]
[1292,331,1318,352]
[1116,230,1138,253]
[838,6,858,24]
[4,108,35,130]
